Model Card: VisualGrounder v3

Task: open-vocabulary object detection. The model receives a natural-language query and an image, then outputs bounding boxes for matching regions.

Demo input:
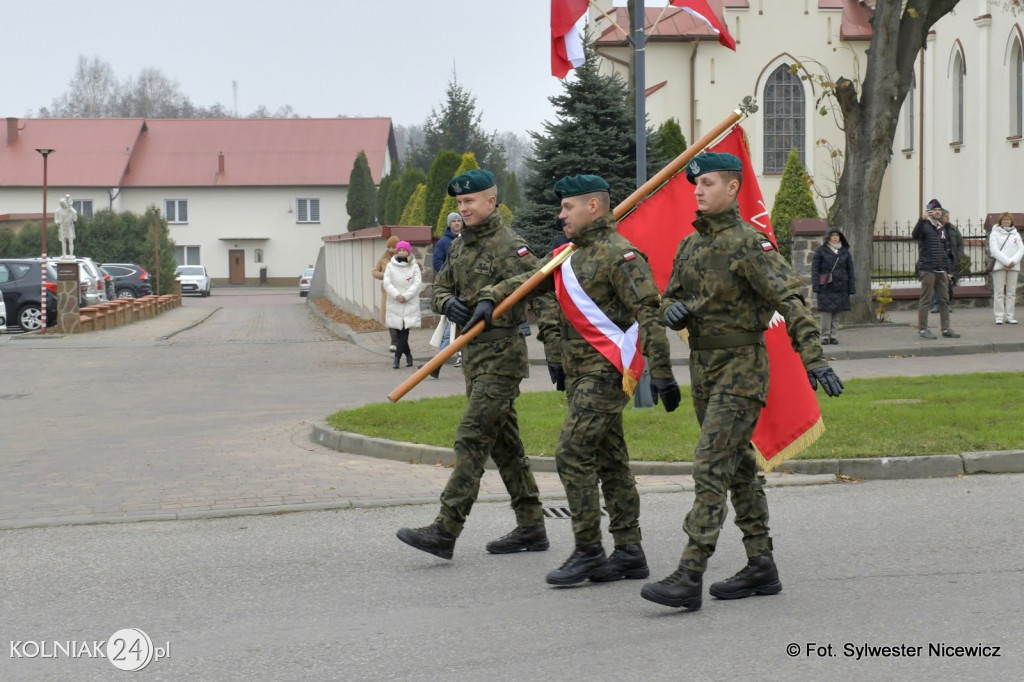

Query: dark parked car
[101,263,153,298]
[0,259,59,332]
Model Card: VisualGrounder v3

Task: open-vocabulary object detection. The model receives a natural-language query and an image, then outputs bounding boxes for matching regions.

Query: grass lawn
[326,372,1023,461]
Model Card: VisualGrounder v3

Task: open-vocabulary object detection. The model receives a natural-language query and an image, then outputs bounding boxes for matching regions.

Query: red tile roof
[0,117,395,189]
[840,0,874,41]
[123,118,395,187]
[1,118,144,187]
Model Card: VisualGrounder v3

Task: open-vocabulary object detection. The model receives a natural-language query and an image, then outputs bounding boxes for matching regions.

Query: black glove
[465,300,495,332]
[664,302,690,331]
[547,362,566,391]
[808,366,844,397]
[650,377,682,412]
[442,296,471,327]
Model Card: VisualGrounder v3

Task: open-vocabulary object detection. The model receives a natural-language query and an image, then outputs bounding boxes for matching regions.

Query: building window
[763,65,806,173]
[71,199,93,219]
[952,51,965,144]
[254,248,264,263]
[1012,39,1023,137]
[174,245,201,266]
[165,199,189,224]
[903,75,915,151]
[296,198,320,223]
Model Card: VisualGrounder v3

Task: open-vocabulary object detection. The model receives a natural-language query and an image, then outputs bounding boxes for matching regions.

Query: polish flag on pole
[551,0,589,78]
[669,0,737,51]
[617,126,823,470]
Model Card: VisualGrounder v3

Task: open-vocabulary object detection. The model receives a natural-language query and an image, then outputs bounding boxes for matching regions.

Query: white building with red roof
[1,116,396,284]
[592,0,1022,226]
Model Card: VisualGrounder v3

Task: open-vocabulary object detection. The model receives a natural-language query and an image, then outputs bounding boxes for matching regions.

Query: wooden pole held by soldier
[387,100,757,403]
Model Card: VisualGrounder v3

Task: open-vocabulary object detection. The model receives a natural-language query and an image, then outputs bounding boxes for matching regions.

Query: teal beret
[447,169,496,196]
[685,152,743,184]
[554,174,610,199]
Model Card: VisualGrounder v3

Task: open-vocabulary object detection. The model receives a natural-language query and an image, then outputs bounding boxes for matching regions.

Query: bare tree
[48,55,121,117]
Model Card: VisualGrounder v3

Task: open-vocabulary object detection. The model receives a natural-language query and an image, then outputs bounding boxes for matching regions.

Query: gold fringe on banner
[622,372,639,398]
[755,416,825,473]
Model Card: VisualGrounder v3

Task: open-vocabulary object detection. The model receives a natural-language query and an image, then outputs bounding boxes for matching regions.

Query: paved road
[1,289,1022,530]
[2,476,1020,681]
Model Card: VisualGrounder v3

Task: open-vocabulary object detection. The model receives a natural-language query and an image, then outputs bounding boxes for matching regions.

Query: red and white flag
[617,126,823,470]
[669,0,737,51]
[551,0,589,78]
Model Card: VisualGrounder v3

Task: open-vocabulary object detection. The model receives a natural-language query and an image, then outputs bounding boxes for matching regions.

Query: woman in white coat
[989,212,1023,324]
[383,241,423,367]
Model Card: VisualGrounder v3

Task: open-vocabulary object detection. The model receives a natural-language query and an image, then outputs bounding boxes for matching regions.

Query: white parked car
[175,265,212,297]
[298,267,315,297]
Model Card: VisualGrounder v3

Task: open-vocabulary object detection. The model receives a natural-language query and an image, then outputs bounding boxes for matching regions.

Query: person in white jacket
[382,241,423,367]
[989,213,1023,324]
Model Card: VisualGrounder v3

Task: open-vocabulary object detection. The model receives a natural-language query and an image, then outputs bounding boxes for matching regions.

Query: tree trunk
[829,0,964,323]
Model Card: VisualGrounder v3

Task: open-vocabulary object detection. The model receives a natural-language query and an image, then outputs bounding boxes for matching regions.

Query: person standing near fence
[811,227,855,345]
[912,199,960,340]
[989,212,1023,325]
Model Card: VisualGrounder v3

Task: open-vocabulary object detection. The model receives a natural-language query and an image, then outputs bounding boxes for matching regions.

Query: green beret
[685,152,743,184]
[446,169,496,196]
[554,174,611,199]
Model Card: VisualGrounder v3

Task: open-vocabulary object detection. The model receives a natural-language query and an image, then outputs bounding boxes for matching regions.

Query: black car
[0,259,59,332]
[100,263,154,299]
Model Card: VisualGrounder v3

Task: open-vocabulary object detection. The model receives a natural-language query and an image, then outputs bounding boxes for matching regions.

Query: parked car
[0,287,6,329]
[299,267,315,297]
[96,265,116,301]
[75,257,109,307]
[175,265,212,297]
[101,263,153,298]
[0,259,59,332]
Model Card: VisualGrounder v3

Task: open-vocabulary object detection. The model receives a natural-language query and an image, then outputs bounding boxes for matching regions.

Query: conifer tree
[399,184,428,225]
[424,150,462,232]
[656,117,688,161]
[513,42,664,250]
[770,148,819,261]
[385,167,427,225]
[435,152,480,236]
[502,172,522,211]
[376,162,398,225]
[346,150,376,231]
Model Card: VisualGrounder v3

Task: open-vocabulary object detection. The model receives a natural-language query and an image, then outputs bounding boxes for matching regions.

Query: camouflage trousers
[556,372,641,547]
[680,392,772,573]
[435,374,543,537]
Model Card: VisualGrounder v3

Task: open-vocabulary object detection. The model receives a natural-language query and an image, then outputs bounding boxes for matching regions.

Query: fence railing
[871,219,990,284]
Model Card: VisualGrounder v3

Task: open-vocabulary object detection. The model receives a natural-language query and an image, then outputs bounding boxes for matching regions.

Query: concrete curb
[311,421,1024,481]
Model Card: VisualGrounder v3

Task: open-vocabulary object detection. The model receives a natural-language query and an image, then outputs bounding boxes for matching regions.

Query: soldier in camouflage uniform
[477,175,682,586]
[640,153,844,610]
[396,169,561,561]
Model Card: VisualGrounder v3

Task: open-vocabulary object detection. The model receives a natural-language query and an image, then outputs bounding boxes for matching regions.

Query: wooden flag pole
[387,98,758,403]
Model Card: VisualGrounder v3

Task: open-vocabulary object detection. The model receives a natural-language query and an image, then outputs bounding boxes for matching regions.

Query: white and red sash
[552,244,646,397]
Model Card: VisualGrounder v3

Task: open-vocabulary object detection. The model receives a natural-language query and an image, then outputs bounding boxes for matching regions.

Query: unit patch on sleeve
[760,241,775,251]
[623,251,637,261]
[516,246,530,257]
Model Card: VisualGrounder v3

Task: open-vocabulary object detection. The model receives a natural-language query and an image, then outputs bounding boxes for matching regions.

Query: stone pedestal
[55,260,80,334]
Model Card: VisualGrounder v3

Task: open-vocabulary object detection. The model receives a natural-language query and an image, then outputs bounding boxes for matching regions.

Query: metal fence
[871,219,990,284]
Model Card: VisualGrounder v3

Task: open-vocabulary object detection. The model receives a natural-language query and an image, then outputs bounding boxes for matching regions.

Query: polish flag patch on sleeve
[761,241,775,251]
[517,246,530,257]
[623,251,637,261]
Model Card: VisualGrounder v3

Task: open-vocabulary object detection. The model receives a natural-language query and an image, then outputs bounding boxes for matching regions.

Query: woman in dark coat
[811,226,855,345]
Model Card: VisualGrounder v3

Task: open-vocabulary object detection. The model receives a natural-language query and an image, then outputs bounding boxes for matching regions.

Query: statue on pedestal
[55,195,77,260]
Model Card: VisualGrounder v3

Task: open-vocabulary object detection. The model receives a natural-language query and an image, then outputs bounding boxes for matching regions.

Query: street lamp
[35,148,55,333]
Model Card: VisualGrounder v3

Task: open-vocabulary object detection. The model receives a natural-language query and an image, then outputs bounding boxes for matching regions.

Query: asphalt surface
[2,289,1021,681]
[0,289,1021,531]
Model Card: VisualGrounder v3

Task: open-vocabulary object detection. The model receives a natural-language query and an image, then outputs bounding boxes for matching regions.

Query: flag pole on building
[387,99,758,403]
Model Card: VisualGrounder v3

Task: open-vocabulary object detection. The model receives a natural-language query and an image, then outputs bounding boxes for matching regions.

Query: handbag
[987,233,1013,273]
[818,255,839,285]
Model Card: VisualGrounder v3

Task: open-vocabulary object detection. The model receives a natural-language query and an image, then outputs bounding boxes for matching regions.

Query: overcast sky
[2,1,636,137]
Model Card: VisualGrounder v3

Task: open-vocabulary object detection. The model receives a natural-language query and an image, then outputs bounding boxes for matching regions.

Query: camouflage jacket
[660,202,826,402]
[431,210,560,380]
[480,214,673,380]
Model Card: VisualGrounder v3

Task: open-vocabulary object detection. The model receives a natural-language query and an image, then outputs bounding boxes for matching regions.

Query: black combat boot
[396,523,455,560]
[709,554,782,600]
[545,545,606,585]
[485,524,550,554]
[589,544,649,582]
[640,567,703,610]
